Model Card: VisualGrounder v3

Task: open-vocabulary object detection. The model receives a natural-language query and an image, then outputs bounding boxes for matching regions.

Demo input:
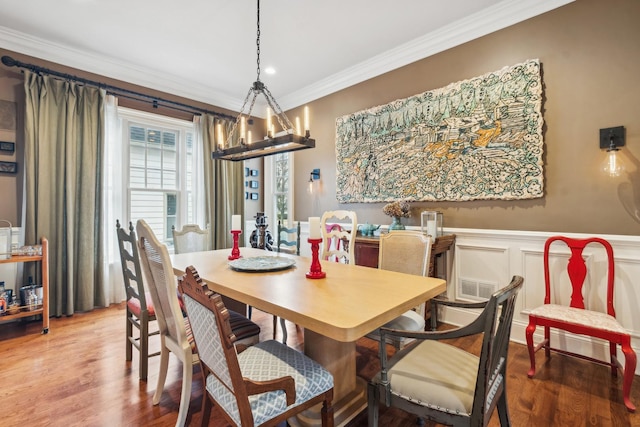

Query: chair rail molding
[440,227,640,375]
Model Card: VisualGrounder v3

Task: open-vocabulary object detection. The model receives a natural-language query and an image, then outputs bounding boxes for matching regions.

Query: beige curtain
[24,70,106,316]
[200,114,244,249]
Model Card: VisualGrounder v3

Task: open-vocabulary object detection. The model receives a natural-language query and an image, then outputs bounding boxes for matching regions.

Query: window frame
[119,107,196,246]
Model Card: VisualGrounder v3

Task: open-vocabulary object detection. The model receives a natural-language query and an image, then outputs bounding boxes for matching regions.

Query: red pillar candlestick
[306,238,326,279]
[228,230,242,260]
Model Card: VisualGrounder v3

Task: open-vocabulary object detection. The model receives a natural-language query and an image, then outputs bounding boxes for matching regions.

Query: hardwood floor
[1,304,639,426]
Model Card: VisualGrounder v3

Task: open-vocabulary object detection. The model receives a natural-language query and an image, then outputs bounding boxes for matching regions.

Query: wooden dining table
[171,247,446,427]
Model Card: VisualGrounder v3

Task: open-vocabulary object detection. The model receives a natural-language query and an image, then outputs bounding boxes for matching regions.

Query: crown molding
[0,26,241,112]
[0,0,573,113]
[278,0,574,110]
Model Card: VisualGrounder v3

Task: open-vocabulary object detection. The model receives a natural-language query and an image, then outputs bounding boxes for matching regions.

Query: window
[120,108,196,247]
[264,152,294,228]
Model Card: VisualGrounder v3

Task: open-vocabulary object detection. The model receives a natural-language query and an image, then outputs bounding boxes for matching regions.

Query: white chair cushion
[366,309,425,348]
[530,304,627,334]
[384,339,479,415]
[206,339,334,426]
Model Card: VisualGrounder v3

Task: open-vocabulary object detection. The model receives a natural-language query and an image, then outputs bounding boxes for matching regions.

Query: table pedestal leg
[289,329,366,427]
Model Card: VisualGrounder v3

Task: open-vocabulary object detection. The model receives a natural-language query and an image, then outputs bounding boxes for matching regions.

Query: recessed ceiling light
[264,67,276,75]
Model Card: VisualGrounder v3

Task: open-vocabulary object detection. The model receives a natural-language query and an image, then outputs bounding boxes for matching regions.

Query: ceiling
[0,0,572,115]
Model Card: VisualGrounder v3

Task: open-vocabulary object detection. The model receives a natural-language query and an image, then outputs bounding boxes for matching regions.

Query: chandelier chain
[256,0,261,82]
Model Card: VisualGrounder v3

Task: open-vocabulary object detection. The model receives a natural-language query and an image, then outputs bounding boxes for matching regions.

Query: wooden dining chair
[525,236,636,412]
[368,275,524,427]
[178,265,335,427]
[136,219,261,427]
[365,230,432,350]
[172,224,210,254]
[115,220,159,381]
[320,210,357,264]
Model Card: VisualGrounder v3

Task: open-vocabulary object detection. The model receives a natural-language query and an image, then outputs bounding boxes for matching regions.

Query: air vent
[458,277,498,301]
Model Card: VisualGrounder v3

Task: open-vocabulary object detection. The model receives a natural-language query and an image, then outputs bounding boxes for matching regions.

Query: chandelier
[211,0,315,161]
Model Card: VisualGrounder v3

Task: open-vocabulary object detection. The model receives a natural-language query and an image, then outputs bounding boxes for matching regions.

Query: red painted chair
[525,236,636,412]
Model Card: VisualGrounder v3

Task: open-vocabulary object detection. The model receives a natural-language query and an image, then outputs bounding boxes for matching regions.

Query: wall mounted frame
[0,142,15,153]
[0,161,18,174]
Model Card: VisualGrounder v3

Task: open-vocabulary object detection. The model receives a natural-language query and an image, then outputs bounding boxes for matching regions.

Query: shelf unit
[0,237,49,334]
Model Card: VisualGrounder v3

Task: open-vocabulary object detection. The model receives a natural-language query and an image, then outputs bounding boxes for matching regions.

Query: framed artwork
[245,167,250,177]
[0,141,15,153]
[245,181,249,187]
[250,169,259,176]
[245,192,249,199]
[0,161,18,174]
[250,193,259,200]
[250,180,259,189]
[335,59,544,202]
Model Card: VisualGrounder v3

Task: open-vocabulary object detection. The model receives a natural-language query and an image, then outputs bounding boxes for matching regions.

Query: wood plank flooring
[0,304,639,426]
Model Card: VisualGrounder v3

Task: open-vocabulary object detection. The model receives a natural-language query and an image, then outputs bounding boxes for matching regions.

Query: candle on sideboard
[232,215,241,231]
[309,217,320,239]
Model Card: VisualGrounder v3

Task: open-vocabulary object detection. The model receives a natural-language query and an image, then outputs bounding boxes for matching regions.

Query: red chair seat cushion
[126,292,155,317]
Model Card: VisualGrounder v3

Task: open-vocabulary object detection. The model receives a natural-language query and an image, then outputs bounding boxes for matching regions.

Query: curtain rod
[1,55,236,121]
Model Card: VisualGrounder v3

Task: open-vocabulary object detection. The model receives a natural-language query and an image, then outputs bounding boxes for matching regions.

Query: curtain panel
[24,70,107,315]
[200,114,244,249]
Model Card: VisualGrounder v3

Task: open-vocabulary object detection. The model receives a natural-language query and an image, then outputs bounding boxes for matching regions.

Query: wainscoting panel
[442,228,640,375]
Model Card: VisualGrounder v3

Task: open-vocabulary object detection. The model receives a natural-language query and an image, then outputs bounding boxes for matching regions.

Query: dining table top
[170,247,446,342]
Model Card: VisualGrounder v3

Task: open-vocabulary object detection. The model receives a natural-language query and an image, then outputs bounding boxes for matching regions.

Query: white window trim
[263,153,295,228]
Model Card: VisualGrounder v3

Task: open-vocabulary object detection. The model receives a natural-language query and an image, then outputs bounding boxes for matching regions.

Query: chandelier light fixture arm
[212,0,315,161]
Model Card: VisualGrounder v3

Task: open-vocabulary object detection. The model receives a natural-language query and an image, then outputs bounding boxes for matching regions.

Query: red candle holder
[228,230,242,260]
[306,238,326,279]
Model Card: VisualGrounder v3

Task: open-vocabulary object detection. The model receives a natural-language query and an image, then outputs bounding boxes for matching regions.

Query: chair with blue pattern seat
[178,265,335,427]
[137,219,260,427]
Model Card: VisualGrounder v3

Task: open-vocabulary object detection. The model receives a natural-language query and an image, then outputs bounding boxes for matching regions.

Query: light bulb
[307,176,314,194]
[602,149,625,177]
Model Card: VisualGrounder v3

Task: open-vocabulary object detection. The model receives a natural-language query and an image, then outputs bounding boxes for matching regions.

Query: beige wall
[1,0,639,235]
[0,67,23,225]
[291,0,640,236]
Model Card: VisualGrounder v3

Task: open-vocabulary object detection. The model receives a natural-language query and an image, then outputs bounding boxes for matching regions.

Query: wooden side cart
[0,237,49,334]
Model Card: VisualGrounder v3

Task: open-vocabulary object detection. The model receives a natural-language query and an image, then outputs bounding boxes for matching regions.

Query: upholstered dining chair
[365,230,432,350]
[136,219,261,427]
[172,224,210,254]
[178,265,335,427]
[116,220,159,381]
[525,236,636,412]
[320,210,357,264]
[368,275,524,427]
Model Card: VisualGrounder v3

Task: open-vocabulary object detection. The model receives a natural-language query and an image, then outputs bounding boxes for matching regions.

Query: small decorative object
[229,214,242,260]
[421,211,443,243]
[306,217,325,279]
[249,212,274,250]
[383,201,410,231]
[358,223,380,237]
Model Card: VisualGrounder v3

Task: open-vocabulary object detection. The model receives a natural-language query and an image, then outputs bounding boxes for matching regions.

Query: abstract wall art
[335,59,544,202]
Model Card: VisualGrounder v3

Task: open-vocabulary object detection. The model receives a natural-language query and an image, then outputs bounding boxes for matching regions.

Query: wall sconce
[600,126,626,177]
[307,168,320,194]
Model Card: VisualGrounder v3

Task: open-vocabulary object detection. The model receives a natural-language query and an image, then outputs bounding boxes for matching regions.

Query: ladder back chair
[368,276,524,427]
[178,265,335,427]
[320,210,357,264]
[116,220,159,381]
[365,230,432,350]
[137,219,260,427]
[525,236,636,412]
[172,224,210,254]
[270,220,302,344]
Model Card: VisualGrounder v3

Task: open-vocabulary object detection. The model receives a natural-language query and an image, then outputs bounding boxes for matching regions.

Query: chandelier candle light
[306,216,325,279]
[229,214,242,260]
[211,0,315,161]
